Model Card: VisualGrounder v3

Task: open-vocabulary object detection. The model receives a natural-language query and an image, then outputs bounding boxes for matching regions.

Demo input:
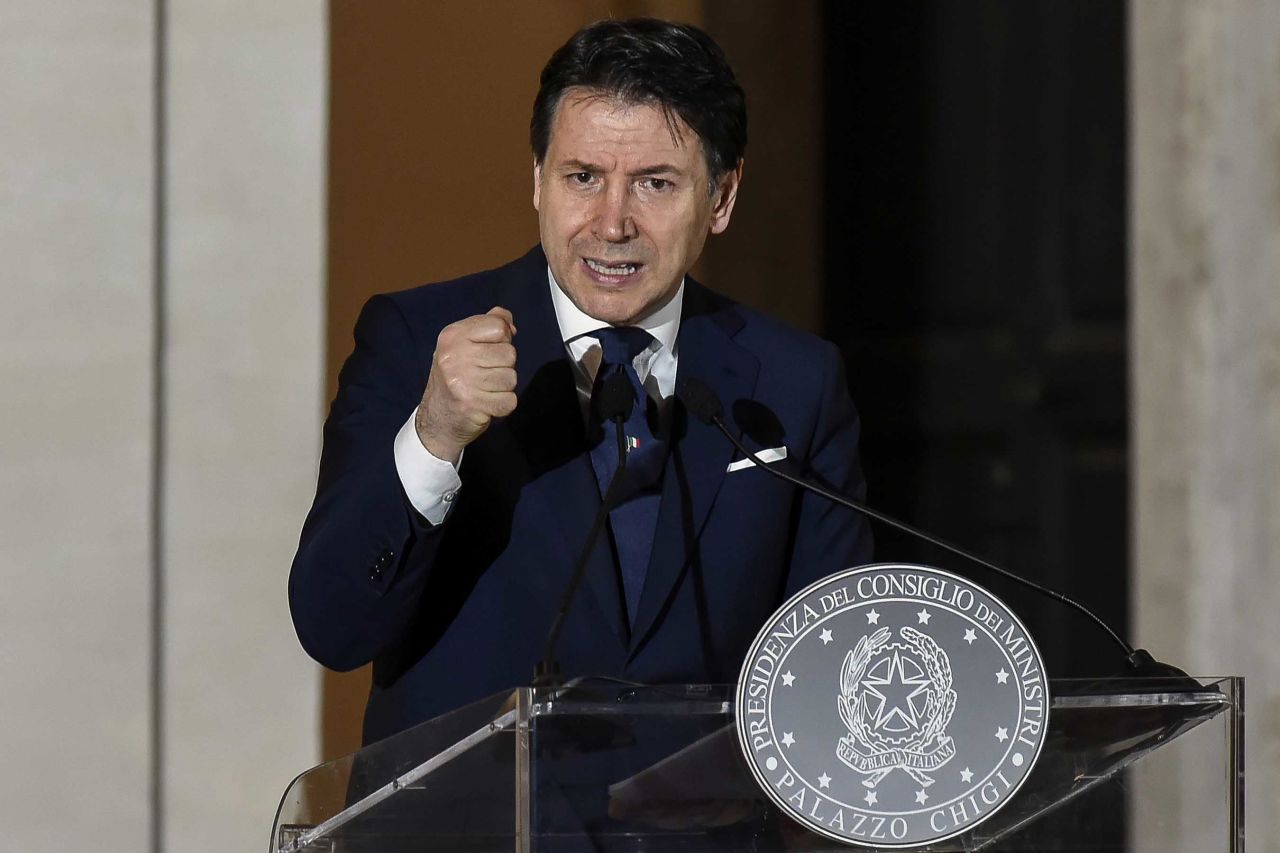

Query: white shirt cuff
[394,409,462,525]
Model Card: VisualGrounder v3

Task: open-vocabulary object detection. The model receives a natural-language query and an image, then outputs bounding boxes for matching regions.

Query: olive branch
[838,627,893,756]
[900,625,957,749]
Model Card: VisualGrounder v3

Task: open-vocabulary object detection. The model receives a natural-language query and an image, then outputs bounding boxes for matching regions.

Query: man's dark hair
[531,18,747,185]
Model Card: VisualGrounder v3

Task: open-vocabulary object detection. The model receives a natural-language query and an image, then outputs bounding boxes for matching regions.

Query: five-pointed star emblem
[866,608,880,625]
[960,767,974,783]
[782,731,795,747]
[819,628,833,645]
[864,791,878,806]
[818,772,832,789]
[996,669,1009,684]
[995,726,1009,742]
[915,789,929,804]
[917,608,932,625]
[963,628,977,644]
[781,670,796,687]
[862,651,931,733]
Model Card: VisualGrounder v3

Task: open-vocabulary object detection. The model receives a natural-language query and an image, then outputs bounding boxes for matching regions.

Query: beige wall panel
[701,0,823,332]
[0,2,153,851]
[164,2,324,850]
[1131,0,1280,849]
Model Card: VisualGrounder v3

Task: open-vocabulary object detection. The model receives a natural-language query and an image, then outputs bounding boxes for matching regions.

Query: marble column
[163,3,324,851]
[0,3,154,850]
[1131,0,1280,849]
[0,2,325,850]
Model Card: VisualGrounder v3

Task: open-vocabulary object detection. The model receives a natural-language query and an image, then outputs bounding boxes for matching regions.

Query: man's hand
[415,306,517,464]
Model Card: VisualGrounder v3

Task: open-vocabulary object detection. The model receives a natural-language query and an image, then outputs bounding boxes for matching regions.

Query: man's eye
[642,178,671,191]
[570,172,593,184]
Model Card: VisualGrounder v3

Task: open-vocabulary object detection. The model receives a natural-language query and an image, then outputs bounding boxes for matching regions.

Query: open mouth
[582,257,643,282]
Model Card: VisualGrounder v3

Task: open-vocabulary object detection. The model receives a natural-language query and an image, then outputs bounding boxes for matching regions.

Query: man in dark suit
[290,18,872,745]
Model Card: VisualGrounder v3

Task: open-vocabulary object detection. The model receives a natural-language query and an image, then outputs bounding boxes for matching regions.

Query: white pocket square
[726,446,788,472]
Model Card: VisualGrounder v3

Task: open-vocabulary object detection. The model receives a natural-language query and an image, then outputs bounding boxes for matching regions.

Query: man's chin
[578,297,645,326]
[559,277,644,325]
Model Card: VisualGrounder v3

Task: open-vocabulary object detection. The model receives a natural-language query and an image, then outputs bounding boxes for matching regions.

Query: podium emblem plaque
[736,564,1049,848]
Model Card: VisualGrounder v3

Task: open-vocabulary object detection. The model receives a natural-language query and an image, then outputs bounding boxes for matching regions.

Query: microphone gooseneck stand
[675,376,1191,682]
[534,373,635,686]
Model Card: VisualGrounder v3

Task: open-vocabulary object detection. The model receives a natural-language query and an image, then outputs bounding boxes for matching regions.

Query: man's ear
[708,159,744,235]
[532,159,542,211]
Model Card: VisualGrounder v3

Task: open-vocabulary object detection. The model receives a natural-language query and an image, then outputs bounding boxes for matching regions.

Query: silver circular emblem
[735,564,1049,848]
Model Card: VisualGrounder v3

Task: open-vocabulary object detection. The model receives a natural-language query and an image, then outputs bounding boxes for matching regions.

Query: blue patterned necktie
[588,326,667,626]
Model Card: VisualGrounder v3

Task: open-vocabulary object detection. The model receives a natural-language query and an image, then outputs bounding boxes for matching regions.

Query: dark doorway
[822,2,1129,682]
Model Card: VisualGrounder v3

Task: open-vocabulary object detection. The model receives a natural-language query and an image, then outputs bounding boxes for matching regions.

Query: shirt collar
[547,266,683,355]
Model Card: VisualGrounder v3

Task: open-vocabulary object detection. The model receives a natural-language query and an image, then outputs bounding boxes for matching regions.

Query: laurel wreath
[838,626,957,757]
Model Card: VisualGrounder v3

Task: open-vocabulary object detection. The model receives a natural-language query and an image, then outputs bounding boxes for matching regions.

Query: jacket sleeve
[783,340,875,596]
[289,294,445,671]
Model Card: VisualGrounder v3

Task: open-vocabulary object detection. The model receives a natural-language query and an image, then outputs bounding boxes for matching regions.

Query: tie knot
[594,326,653,368]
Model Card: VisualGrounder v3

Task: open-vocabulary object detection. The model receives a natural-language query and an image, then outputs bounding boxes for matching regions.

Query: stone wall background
[0,2,324,851]
[1132,0,1280,849]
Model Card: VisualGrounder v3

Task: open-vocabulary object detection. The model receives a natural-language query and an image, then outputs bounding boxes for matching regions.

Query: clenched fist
[415,306,518,464]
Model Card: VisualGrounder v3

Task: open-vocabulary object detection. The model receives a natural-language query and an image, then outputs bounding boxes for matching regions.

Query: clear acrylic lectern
[271,677,1243,852]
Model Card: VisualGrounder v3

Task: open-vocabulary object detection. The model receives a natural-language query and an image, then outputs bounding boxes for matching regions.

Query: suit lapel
[496,255,630,650]
[628,282,759,655]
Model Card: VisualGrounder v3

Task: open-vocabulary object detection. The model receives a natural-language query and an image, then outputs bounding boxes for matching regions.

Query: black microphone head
[732,398,786,447]
[675,376,724,424]
[594,372,635,422]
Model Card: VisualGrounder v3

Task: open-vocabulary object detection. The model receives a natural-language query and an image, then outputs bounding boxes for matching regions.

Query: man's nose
[591,183,637,242]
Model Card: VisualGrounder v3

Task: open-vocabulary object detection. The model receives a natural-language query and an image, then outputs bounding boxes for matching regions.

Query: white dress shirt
[393,267,684,524]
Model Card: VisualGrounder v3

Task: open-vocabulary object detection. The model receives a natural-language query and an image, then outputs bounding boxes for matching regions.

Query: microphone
[534,373,635,685]
[675,376,1190,682]
[592,369,635,462]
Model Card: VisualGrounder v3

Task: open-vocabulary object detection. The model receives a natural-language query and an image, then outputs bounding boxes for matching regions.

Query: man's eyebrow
[556,158,604,172]
[628,164,685,177]
[553,159,686,177]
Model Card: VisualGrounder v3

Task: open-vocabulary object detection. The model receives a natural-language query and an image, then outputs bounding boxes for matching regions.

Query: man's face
[534,89,741,326]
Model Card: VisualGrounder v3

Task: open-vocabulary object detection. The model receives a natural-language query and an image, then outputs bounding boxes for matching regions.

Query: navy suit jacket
[290,246,873,744]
